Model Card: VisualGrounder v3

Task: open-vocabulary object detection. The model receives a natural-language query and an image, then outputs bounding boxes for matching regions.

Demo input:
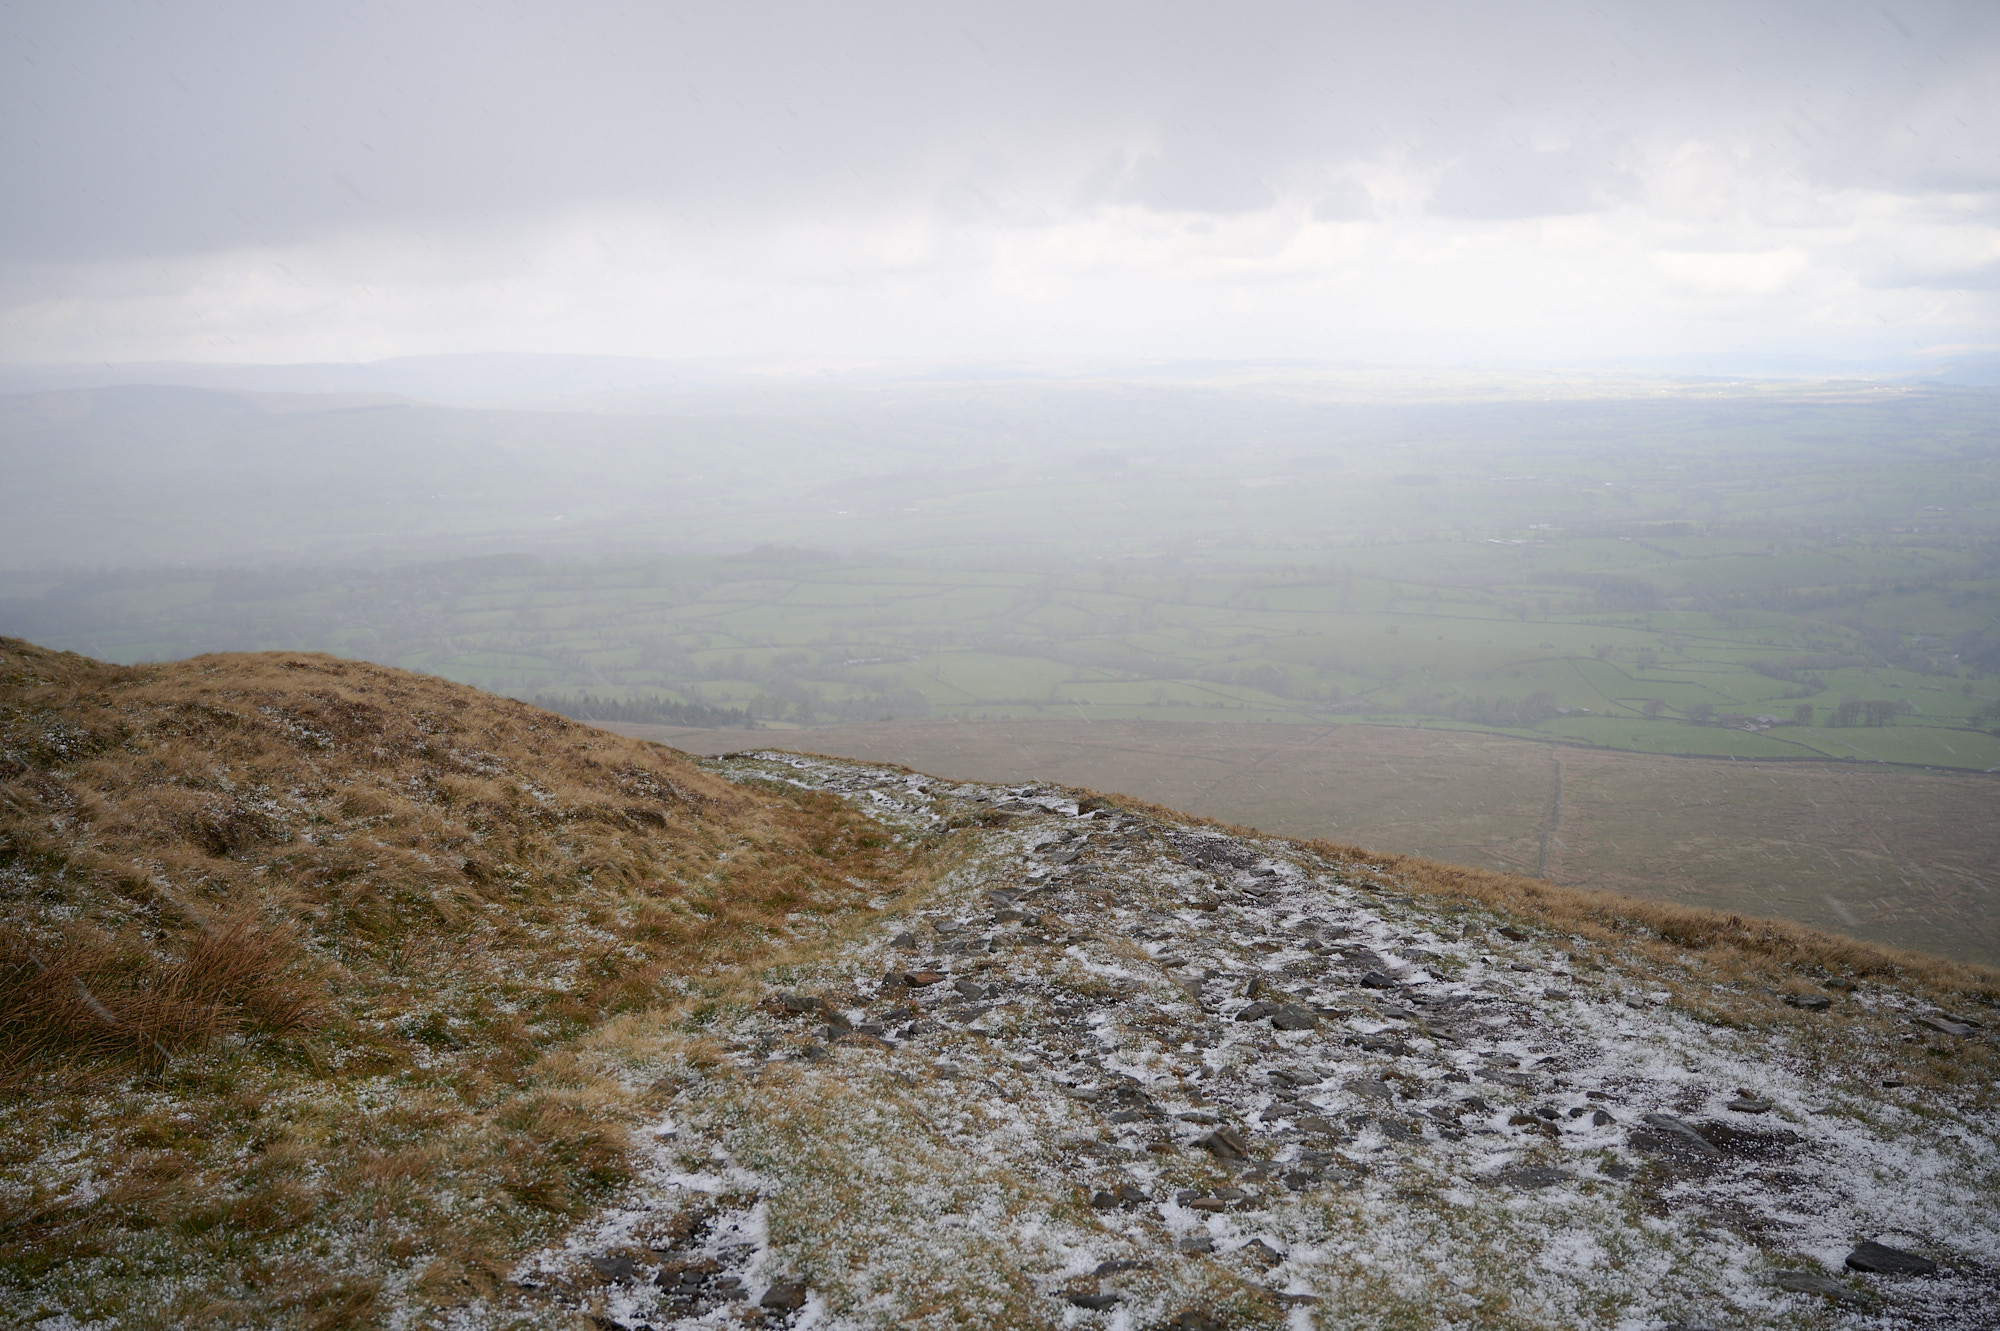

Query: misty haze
[4,4,1998,1330]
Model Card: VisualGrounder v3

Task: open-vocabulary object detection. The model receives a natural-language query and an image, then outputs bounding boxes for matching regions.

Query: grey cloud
[1427,145,1630,220]
[1,0,1995,265]
[1866,259,2000,290]
[1083,145,1279,216]
[1311,179,1374,222]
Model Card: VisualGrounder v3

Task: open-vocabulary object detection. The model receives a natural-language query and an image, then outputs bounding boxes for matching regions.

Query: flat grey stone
[1773,1270,1872,1306]
[1846,1240,1937,1275]
[1915,1015,1974,1037]
[588,1254,638,1282]
[1635,1112,1723,1157]
[1238,1238,1284,1270]
[1479,1069,1535,1089]
[1271,1003,1319,1030]
[1196,1127,1250,1159]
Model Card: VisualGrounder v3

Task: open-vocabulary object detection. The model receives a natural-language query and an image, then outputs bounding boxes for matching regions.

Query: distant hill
[4,637,1995,1328]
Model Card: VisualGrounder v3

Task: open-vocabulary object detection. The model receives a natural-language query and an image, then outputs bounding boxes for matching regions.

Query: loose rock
[1773,1270,1872,1307]
[1238,1239,1284,1271]
[1846,1240,1938,1275]
[1271,1003,1318,1031]
[1915,1015,1974,1037]
[1633,1112,1723,1158]
[1196,1128,1250,1160]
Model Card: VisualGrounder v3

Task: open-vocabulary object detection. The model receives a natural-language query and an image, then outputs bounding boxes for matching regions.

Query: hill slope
[0,639,925,1326]
[3,639,1997,1329]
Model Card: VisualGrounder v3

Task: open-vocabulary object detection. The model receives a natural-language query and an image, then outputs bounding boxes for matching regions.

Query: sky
[2,0,1997,369]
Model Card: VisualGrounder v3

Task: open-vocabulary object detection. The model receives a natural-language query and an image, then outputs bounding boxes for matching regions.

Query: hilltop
[2,638,1997,1329]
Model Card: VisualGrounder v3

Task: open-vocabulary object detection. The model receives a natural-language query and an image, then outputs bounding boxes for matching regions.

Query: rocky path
[505,754,2000,1331]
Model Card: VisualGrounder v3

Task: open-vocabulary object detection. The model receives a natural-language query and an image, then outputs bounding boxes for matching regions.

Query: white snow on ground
[509,753,2000,1330]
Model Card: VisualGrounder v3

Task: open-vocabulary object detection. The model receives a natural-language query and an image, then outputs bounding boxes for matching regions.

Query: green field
[3,376,1998,769]
[8,538,1997,767]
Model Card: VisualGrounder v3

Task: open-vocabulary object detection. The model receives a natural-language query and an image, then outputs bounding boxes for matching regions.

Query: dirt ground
[603,718,2000,967]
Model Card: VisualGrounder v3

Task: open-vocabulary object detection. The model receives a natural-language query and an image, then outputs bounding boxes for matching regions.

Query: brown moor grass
[0,638,935,1327]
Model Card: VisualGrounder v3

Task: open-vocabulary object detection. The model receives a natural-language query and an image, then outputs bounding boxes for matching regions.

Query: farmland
[7,521,1997,768]
[3,378,1998,769]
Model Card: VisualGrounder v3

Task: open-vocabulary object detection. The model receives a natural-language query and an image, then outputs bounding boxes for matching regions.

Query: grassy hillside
[0,638,933,1326]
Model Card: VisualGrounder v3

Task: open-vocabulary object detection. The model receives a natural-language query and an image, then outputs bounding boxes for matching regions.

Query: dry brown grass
[0,638,937,1327]
[0,910,317,1082]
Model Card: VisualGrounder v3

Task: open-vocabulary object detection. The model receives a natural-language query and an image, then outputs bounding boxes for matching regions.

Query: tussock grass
[0,910,318,1082]
[0,638,937,1327]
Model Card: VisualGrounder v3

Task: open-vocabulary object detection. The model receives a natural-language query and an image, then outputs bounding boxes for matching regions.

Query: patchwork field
[7,380,2000,772]
[607,719,2000,968]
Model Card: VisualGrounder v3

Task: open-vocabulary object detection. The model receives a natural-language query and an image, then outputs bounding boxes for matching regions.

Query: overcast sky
[3,0,1996,368]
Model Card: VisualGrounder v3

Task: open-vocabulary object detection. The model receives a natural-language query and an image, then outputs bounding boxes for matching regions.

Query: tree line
[529,693,756,728]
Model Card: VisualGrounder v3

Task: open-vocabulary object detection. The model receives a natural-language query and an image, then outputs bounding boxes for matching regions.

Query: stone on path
[1239,1239,1284,1271]
[1196,1128,1250,1160]
[1271,1003,1319,1030]
[1773,1270,1872,1307]
[1633,1112,1723,1158]
[1915,1015,1974,1037]
[1845,1240,1938,1275]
